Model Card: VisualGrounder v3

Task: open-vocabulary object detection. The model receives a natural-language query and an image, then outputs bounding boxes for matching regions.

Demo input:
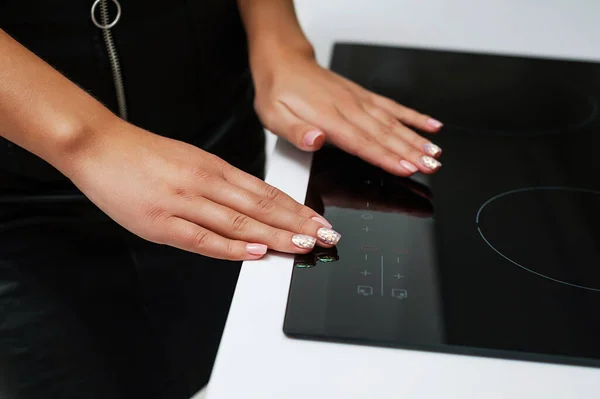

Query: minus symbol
[366,201,370,208]
[397,257,400,263]
[365,254,368,260]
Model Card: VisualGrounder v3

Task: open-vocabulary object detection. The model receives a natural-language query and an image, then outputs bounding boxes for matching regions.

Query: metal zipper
[91,0,128,121]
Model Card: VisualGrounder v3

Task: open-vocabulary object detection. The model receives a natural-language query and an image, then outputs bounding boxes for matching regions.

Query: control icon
[361,245,379,251]
[391,288,408,299]
[357,285,374,296]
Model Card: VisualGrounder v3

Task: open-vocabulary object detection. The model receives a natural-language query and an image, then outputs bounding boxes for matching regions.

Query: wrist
[249,34,316,79]
[45,108,124,180]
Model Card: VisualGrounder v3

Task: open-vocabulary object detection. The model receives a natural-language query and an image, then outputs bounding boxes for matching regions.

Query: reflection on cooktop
[284,42,600,369]
[367,60,599,136]
[477,187,600,292]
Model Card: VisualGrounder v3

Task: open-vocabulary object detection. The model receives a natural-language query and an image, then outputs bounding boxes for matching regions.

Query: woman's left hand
[251,48,444,177]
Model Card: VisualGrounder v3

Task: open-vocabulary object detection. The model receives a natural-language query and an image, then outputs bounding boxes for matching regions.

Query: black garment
[0,1,265,398]
[0,0,265,182]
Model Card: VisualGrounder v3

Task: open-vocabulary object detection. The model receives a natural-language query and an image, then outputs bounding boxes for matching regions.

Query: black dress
[0,1,265,398]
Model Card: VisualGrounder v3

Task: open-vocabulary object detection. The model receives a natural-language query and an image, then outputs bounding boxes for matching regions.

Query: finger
[163,217,266,260]
[175,196,338,253]
[307,105,416,176]
[367,106,443,158]
[260,102,325,152]
[367,107,442,173]
[338,102,441,174]
[329,126,416,178]
[370,93,443,133]
[197,178,340,246]
[220,164,332,227]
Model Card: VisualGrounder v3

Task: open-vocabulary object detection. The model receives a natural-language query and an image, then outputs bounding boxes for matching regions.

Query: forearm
[0,29,118,174]
[236,0,315,67]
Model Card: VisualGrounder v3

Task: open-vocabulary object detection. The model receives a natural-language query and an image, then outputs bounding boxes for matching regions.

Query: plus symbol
[362,226,372,233]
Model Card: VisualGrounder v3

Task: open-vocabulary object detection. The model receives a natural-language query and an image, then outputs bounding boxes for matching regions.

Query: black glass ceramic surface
[283,43,600,368]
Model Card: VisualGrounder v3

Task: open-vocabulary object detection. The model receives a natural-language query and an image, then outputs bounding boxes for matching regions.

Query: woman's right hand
[62,119,341,260]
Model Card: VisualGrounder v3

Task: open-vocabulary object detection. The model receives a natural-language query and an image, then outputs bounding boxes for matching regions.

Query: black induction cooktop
[283,42,600,368]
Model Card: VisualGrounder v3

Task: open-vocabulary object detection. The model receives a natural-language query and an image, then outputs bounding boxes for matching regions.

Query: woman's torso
[0,0,264,184]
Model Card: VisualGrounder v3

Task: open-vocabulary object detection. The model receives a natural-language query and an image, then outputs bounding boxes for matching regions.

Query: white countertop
[205,1,600,398]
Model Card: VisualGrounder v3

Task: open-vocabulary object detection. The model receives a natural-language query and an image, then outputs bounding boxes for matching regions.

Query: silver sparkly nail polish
[423,143,442,157]
[292,234,317,249]
[317,228,342,245]
[420,155,442,170]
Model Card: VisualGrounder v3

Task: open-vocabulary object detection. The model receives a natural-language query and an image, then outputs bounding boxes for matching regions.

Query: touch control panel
[283,146,444,347]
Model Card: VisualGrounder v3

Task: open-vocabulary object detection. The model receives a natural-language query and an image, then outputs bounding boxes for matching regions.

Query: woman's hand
[252,48,444,177]
[63,120,341,260]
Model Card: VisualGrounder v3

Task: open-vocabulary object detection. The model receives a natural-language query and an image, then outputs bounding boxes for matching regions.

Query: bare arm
[0,29,117,177]
[0,28,338,259]
[236,0,314,63]
[236,0,444,176]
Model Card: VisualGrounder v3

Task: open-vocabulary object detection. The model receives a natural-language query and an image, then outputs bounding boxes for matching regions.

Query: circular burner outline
[476,186,600,292]
[367,64,600,136]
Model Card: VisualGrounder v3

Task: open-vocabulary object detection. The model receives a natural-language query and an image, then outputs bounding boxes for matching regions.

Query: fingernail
[400,160,418,173]
[420,155,442,170]
[292,234,317,249]
[427,118,443,129]
[423,143,442,157]
[317,228,342,245]
[311,216,332,228]
[303,130,324,147]
[246,243,268,256]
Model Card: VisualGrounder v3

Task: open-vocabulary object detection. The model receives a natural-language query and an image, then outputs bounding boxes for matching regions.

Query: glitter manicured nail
[292,234,317,249]
[423,143,442,157]
[420,155,442,170]
[317,228,342,245]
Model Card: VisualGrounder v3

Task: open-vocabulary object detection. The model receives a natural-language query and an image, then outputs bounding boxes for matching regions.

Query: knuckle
[171,184,196,200]
[231,214,250,233]
[377,125,393,141]
[296,217,311,233]
[188,166,213,182]
[144,205,168,225]
[192,230,210,250]
[296,204,313,217]
[256,198,275,214]
[264,184,283,201]
[226,240,237,259]
[382,113,399,128]
[371,108,397,127]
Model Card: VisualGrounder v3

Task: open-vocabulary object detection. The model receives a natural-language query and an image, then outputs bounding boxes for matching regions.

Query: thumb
[266,104,325,152]
[293,126,326,152]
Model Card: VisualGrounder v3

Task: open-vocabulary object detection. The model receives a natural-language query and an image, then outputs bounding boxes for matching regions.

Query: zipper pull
[90,0,122,29]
